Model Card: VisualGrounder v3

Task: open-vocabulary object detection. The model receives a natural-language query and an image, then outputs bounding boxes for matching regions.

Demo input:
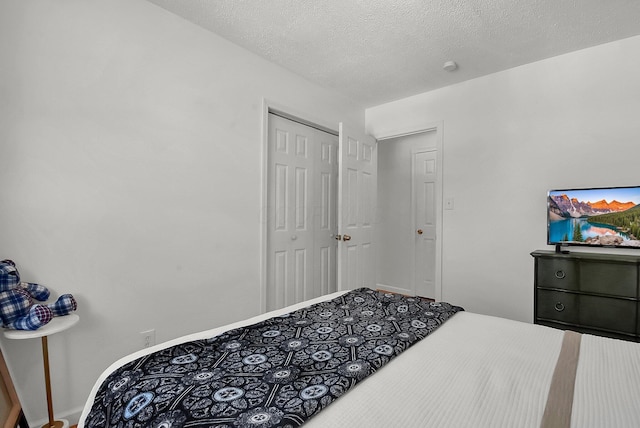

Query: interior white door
[314,130,340,297]
[267,114,338,310]
[413,150,437,298]
[337,122,377,291]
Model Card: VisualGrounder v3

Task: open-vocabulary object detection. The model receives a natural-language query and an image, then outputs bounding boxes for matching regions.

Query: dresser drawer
[536,258,579,291]
[536,289,579,324]
[578,295,637,334]
[580,261,638,298]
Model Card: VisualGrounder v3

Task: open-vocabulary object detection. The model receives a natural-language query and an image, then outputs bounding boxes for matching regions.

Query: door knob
[417,229,423,235]
[343,234,352,241]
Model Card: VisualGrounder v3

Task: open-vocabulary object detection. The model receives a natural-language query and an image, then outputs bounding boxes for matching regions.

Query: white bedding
[305,310,565,428]
[79,291,640,427]
[572,334,640,427]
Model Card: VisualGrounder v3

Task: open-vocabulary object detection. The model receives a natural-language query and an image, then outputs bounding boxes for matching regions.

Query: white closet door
[267,114,338,310]
[337,122,377,291]
[314,132,339,297]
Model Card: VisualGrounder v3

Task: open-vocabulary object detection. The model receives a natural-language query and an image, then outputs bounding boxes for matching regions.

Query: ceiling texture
[145,0,640,107]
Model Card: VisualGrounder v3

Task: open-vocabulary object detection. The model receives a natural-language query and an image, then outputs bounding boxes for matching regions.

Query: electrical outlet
[140,329,156,348]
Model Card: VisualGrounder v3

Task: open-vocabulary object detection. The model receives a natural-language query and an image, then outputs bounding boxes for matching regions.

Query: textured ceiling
[145,0,640,107]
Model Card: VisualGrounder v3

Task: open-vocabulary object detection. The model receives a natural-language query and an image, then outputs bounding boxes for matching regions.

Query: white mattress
[79,291,640,427]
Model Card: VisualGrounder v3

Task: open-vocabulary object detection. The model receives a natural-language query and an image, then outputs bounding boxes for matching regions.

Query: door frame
[376,122,444,301]
[260,99,339,313]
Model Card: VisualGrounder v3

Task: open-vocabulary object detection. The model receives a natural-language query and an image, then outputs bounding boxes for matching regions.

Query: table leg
[41,336,64,428]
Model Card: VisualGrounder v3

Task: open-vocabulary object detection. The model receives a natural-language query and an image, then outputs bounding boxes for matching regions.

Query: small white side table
[4,314,79,428]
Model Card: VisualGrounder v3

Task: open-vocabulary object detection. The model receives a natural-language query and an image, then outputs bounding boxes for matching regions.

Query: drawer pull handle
[554,270,566,279]
[554,302,565,312]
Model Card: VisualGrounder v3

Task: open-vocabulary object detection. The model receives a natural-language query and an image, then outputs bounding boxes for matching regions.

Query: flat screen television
[547,185,640,250]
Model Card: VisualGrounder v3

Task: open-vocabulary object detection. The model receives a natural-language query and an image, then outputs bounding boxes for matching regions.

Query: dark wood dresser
[532,250,640,341]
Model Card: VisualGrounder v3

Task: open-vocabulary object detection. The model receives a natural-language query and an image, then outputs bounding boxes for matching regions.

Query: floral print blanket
[84,288,463,428]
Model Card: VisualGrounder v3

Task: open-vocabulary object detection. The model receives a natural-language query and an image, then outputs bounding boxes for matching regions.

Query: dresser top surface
[531,249,640,263]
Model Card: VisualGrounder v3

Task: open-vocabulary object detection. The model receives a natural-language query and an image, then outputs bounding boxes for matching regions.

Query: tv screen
[547,186,640,249]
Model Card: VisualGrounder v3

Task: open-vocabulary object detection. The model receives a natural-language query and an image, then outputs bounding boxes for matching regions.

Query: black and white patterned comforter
[84,288,463,428]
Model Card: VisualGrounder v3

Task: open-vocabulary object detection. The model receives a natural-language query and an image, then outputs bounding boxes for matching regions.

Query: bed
[79,288,640,428]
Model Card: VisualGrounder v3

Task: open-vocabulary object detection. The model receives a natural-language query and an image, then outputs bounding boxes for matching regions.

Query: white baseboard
[375,283,413,296]
[31,406,83,428]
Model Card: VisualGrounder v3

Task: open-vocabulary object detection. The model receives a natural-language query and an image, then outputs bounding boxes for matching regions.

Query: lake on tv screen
[549,218,632,243]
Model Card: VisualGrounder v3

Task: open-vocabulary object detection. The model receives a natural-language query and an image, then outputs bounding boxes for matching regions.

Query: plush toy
[0,259,77,330]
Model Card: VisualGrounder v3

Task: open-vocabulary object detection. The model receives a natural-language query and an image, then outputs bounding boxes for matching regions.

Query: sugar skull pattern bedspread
[84,288,463,428]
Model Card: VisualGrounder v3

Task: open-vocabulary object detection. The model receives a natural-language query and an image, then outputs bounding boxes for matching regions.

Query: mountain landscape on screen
[548,189,640,248]
[548,195,636,219]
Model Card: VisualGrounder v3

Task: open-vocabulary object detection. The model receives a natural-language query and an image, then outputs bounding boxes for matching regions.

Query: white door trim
[377,122,444,301]
[260,99,339,313]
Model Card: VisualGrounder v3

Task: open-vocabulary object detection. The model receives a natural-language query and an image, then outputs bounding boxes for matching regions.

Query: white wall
[367,35,640,323]
[0,0,364,424]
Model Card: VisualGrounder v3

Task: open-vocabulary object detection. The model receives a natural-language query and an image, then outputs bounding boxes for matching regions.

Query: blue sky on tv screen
[549,187,640,204]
